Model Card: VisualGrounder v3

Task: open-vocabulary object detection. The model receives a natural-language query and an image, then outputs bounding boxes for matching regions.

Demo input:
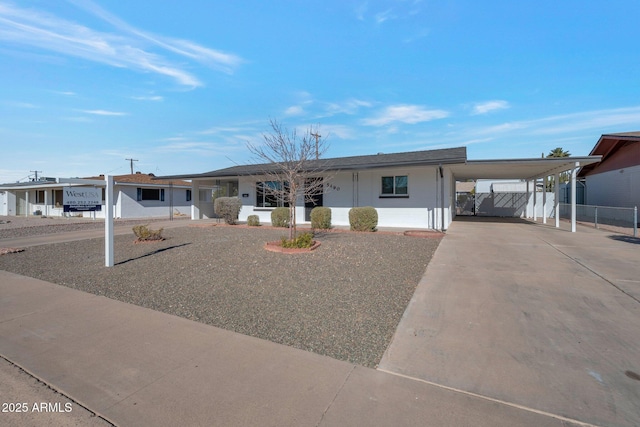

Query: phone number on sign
[3,402,73,413]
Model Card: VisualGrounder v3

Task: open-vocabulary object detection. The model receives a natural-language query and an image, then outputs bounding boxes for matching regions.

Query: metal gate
[456,193,475,216]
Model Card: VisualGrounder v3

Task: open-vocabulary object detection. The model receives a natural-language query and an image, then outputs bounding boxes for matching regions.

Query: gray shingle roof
[156,147,467,180]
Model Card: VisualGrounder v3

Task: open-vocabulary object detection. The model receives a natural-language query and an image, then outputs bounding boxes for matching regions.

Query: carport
[450,156,601,232]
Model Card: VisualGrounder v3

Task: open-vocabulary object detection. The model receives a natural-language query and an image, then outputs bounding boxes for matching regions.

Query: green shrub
[247,215,261,226]
[132,224,164,241]
[280,232,314,248]
[310,207,331,230]
[214,197,242,225]
[349,206,378,232]
[271,207,290,228]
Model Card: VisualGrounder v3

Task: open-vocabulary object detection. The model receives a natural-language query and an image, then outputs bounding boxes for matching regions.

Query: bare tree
[247,119,329,241]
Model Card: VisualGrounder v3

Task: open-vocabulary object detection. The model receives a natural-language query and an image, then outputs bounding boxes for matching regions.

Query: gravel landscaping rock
[0,225,440,368]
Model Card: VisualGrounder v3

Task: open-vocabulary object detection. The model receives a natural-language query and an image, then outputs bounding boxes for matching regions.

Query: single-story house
[578,131,640,208]
[158,147,601,231]
[0,172,208,219]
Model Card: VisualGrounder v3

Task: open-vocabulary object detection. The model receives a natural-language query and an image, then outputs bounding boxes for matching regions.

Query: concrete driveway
[379,217,640,427]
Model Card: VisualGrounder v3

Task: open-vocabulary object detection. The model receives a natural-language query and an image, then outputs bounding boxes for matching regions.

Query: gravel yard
[0,224,440,367]
[0,215,185,239]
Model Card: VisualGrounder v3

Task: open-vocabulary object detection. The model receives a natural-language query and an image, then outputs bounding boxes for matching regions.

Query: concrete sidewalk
[380,217,640,427]
[1,269,575,427]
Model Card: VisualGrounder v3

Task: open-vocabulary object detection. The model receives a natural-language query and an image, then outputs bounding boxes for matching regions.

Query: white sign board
[63,187,102,212]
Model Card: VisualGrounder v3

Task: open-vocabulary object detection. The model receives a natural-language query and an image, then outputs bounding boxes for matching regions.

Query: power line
[30,170,42,181]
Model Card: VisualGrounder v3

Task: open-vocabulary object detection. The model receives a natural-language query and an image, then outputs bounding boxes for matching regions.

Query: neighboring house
[0,173,205,219]
[160,147,467,230]
[578,131,640,208]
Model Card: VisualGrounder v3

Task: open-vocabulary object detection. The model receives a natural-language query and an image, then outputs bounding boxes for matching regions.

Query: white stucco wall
[0,191,8,215]
[236,165,454,229]
[585,165,640,208]
[115,185,194,218]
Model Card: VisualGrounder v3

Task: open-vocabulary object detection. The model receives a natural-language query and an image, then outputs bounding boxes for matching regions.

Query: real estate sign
[63,187,102,212]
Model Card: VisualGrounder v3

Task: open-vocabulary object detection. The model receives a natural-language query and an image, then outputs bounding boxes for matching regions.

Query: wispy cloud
[471,100,510,115]
[131,95,163,102]
[363,104,449,126]
[403,28,429,43]
[472,106,640,137]
[4,101,38,109]
[324,98,372,116]
[321,124,357,140]
[0,1,243,88]
[155,140,244,157]
[82,109,127,116]
[354,2,368,21]
[375,9,396,24]
[51,90,76,96]
[284,105,305,116]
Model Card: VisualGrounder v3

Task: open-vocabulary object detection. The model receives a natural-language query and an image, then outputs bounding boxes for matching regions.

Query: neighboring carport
[450,156,601,232]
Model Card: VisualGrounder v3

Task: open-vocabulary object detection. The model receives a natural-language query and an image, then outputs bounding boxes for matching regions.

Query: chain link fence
[559,203,638,237]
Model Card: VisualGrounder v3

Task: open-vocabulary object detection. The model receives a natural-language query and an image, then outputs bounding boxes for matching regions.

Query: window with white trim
[381,175,408,196]
[255,181,289,208]
[137,188,165,201]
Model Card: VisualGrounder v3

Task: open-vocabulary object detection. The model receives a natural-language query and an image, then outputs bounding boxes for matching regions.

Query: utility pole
[310,132,321,160]
[125,158,138,174]
[30,170,42,181]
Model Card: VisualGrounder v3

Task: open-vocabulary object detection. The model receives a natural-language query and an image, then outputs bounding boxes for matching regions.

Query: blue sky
[1,0,639,183]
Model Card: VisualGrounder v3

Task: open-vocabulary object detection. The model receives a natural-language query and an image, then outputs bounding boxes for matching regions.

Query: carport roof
[450,156,601,181]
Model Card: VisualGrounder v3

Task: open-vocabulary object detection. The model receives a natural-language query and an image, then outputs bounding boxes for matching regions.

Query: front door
[304,178,323,222]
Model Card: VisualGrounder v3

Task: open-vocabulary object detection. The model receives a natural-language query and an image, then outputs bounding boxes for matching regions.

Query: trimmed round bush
[271,207,290,228]
[349,206,378,232]
[247,215,260,226]
[310,207,331,230]
[214,197,242,225]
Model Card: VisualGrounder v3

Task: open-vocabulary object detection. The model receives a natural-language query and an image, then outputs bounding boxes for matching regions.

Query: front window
[137,188,165,201]
[54,189,63,207]
[35,190,46,204]
[256,181,289,208]
[381,175,408,196]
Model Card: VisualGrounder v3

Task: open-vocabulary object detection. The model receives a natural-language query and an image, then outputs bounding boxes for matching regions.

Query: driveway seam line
[316,364,356,427]
[538,238,640,305]
[377,369,602,427]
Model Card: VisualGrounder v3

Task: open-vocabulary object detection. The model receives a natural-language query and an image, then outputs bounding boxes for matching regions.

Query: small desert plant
[280,232,314,249]
[132,224,164,241]
[349,206,378,232]
[310,207,331,230]
[247,215,261,226]
[214,197,242,225]
[271,207,290,228]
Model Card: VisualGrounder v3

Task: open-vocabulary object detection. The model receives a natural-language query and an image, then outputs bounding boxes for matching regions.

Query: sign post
[105,175,114,267]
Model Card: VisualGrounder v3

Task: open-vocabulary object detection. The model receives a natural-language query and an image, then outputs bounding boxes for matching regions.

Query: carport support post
[525,181,530,218]
[533,180,537,221]
[191,181,200,220]
[105,175,114,267]
[542,176,547,224]
[571,162,578,233]
[554,172,560,228]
